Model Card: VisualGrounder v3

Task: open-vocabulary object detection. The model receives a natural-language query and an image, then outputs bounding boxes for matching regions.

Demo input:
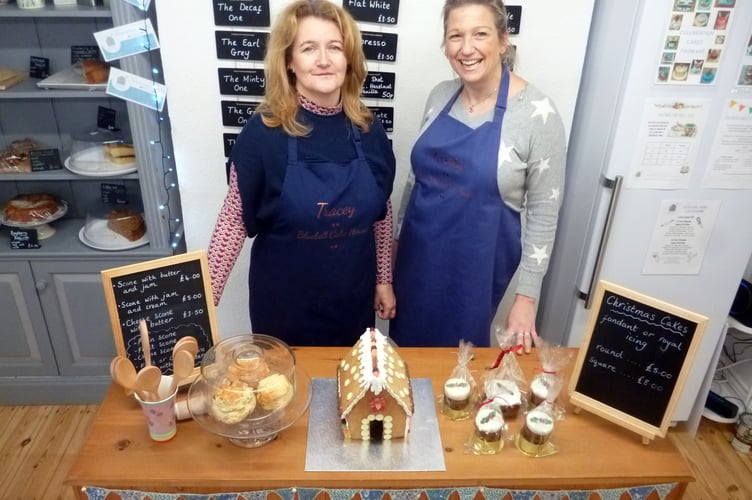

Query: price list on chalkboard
[213,0,270,27]
[362,71,395,99]
[361,31,398,62]
[573,284,702,428]
[218,68,266,96]
[344,0,400,25]
[104,255,217,373]
[215,30,268,61]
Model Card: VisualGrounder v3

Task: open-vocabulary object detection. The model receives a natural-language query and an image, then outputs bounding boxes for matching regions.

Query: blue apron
[249,123,381,346]
[391,69,520,347]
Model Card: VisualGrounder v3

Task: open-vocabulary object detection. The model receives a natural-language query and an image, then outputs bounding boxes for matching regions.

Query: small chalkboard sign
[361,31,398,62]
[101,250,220,375]
[101,183,128,205]
[344,0,400,25]
[369,106,394,132]
[213,0,270,27]
[218,68,265,96]
[362,71,395,99]
[29,149,63,172]
[221,100,258,127]
[569,280,707,443]
[215,30,268,61]
[506,6,522,35]
[224,133,239,158]
[9,228,40,249]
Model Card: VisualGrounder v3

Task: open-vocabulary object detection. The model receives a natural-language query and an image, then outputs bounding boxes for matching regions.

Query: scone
[209,380,256,424]
[257,373,294,411]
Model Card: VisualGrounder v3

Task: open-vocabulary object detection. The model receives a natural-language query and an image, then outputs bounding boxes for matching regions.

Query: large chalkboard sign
[101,251,220,375]
[569,281,707,443]
[213,0,270,27]
[218,68,265,96]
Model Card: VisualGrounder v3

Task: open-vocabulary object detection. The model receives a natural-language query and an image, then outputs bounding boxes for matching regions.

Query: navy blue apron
[249,123,382,346]
[391,69,520,347]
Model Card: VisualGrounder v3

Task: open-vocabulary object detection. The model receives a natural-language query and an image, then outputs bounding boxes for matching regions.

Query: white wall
[154,0,593,337]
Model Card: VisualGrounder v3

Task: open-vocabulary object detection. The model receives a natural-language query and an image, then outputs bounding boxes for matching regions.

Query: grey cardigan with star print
[395,77,567,301]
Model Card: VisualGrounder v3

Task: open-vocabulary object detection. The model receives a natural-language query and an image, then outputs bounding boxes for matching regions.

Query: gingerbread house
[337,328,414,441]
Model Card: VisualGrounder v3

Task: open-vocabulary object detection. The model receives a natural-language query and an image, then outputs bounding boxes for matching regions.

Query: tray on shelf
[36,64,106,91]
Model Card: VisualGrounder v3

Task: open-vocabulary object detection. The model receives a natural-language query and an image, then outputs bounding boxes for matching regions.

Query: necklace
[464,86,497,113]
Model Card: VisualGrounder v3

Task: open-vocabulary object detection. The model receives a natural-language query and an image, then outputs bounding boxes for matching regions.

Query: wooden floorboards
[0,404,751,499]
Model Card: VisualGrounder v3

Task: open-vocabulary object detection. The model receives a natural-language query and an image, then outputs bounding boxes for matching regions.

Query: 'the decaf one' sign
[362,71,395,99]
[221,100,259,127]
[369,106,394,132]
[569,281,707,442]
[215,30,268,61]
[224,133,239,157]
[344,0,399,25]
[213,0,270,27]
[361,31,398,62]
[101,251,220,374]
[218,68,265,96]
[506,5,522,34]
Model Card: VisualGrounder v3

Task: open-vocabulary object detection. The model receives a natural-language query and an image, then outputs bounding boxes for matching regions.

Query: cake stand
[0,201,68,239]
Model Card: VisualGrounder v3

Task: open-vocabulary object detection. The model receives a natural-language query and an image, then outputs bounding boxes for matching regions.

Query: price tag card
[71,45,101,64]
[94,19,160,62]
[29,56,50,79]
[361,31,398,62]
[106,67,167,112]
[29,149,63,172]
[10,228,40,250]
[220,100,258,127]
[101,183,129,205]
[362,71,395,100]
[344,0,400,25]
[218,68,265,96]
[215,31,268,61]
[213,0,270,27]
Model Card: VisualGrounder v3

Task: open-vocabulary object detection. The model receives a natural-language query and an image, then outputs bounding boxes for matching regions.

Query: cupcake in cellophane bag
[466,403,507,455]
[528,338,572,410]
[440,339,477,421]
[480,329,528,420]
[516,377,564,457]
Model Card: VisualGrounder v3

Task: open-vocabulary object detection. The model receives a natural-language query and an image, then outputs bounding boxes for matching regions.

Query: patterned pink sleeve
[208,165,247,305]
[373,200,393,284]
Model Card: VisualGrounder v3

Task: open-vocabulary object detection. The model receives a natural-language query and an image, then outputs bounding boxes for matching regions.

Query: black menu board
[215,30,268,61]
[569,281,707,442]
[344,0,400,25]
[218,68,265,96]
[213,0,270,27]
[101,251,219,374]
[361,31,398,62]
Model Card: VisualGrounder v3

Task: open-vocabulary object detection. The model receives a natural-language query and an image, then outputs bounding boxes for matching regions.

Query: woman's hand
[506,294,539,354]
[375,283,396,320]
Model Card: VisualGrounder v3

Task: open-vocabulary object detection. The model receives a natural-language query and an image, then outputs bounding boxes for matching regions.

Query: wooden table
[66,347,693,498]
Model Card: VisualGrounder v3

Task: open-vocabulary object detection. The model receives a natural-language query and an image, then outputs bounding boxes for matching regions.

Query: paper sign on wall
[94,19,160,62]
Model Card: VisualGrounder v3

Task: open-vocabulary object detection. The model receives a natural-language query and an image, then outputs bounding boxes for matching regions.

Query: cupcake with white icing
[441,377,473,420]
[517,407,556,457]
[470,406,505,454]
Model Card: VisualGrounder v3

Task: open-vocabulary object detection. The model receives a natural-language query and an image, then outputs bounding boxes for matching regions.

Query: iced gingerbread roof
[338,328,414,418]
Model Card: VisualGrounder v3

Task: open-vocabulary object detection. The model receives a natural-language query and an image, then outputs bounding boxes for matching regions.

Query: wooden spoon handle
[139,320,151,367]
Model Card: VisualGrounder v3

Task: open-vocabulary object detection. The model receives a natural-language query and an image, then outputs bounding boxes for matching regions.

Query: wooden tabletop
[66,347,693,496]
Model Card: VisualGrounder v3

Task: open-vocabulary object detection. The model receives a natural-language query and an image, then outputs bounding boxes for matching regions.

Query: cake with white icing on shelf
[337,328,413,441]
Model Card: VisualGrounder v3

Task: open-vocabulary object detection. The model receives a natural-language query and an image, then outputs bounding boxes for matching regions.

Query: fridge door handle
[580,175,623,309]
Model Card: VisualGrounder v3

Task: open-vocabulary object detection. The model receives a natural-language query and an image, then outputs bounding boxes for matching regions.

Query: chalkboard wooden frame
[101,250,220,376]
[568,280,707,443]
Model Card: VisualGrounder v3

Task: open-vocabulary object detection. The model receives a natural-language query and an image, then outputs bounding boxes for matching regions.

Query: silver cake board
[304,378,446,471]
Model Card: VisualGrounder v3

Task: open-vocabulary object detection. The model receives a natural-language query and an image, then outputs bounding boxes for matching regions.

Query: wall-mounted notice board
[569,280,707,443]
[101,250,220,374]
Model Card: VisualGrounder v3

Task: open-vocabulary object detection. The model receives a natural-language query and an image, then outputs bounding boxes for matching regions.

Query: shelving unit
[0,1,183,404]
[718,316,752,414]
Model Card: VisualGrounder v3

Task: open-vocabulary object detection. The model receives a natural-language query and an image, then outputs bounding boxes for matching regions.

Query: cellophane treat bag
[466,404,508,455]
[528,338,572,412]
[441,339,477,421]
[516,377,564,457]
[480,329,528,420]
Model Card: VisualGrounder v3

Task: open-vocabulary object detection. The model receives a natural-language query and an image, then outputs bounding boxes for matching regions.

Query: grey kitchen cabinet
[0,2,183,403]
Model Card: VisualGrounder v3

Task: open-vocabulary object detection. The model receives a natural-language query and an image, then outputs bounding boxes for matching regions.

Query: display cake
[337,328,413,441]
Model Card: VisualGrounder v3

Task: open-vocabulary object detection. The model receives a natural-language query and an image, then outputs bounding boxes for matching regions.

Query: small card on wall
[121,0,151,11]
[107,67,167,112]
[94,19,160,62]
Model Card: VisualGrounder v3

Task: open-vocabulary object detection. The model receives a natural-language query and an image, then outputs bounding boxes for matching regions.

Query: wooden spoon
[173,336,198,359]
[139,319,152,367]
[168,350,195,395]
[135,365,163,402]
[110,356,138,396]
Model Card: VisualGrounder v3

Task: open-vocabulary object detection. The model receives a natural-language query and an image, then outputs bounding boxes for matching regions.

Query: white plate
[0,200,68,228]
[36,64,107,90]
[64,147,137,177]
[78,218,149,251]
